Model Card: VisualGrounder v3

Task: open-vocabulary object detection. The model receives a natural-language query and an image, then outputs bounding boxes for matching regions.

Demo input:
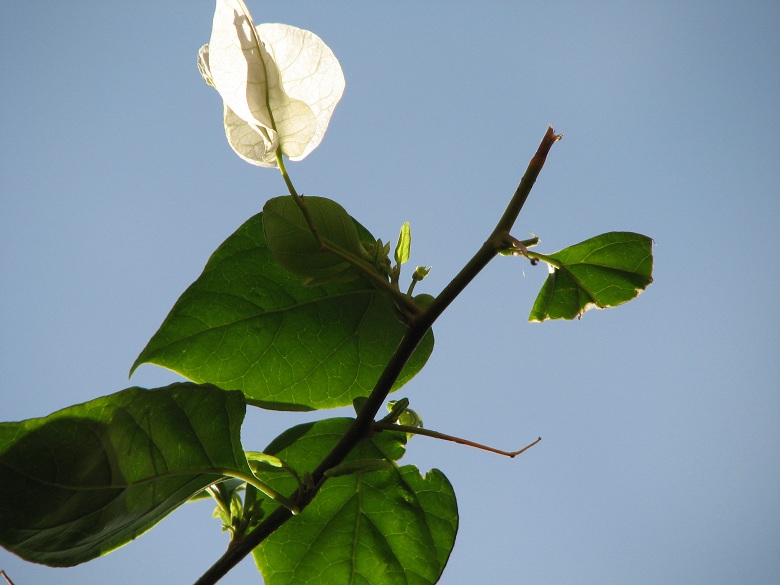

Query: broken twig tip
[546,125,563,142]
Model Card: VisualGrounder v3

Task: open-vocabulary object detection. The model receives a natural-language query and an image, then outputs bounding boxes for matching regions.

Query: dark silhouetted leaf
[0,383,249,566]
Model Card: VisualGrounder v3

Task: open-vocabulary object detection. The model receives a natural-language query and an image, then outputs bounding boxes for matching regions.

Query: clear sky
[2,2,779,584]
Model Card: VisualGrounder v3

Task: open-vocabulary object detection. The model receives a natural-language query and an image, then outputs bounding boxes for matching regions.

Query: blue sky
[2,2,779,584]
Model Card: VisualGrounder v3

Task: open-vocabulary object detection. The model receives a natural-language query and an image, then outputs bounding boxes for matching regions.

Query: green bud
[398,407,423,429]
[412,266,432,281]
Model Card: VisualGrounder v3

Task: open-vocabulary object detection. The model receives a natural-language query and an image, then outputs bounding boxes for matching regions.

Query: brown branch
[373,422,542,458]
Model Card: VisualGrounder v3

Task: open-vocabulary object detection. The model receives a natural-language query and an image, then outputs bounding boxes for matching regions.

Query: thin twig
[194,126,560,585]
[373,421,542,458]
[1,570,16,585]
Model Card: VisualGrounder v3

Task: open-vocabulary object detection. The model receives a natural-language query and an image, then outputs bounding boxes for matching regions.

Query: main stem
[195,126,560,585]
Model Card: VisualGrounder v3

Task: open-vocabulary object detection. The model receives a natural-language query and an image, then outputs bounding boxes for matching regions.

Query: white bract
[198,0,345,167]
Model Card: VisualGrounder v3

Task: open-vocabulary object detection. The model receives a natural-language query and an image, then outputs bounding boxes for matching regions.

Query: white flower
[198,0,345,167]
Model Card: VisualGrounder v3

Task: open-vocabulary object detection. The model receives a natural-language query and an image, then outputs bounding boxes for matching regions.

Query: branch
[194,126,561,585]
[373,422,542,458]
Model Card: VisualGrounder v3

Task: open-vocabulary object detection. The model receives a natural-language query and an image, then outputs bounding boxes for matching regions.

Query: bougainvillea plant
[0,2,653,584]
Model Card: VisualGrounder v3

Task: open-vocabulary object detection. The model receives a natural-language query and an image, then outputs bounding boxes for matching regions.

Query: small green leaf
[131,213,433,411]
[0,383,251,567]
[245,452,303,492]
[263,196,365,280]
[245,452,286,469]
[394,221,411,265]
[529,232,653,322]
[252,418,458,585]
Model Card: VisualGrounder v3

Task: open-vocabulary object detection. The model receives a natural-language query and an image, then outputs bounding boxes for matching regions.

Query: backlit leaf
[529,232,653,322]
[131,213,433,411]
[0,383,249,567]
[263,196,366,280]
[252,418,458,585]
[394,221,411,265]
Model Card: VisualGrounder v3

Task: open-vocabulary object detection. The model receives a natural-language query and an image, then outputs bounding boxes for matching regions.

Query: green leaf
[394,221,411,265]
[263,196,365,280]
[0,383,251,567]
[529,232,653,322]
[253,418,458,585]
[322,458,395,477]
[131,213,433,411]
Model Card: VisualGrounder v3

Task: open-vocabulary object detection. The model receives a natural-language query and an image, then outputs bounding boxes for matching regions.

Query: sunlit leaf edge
[529,231,653,322]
